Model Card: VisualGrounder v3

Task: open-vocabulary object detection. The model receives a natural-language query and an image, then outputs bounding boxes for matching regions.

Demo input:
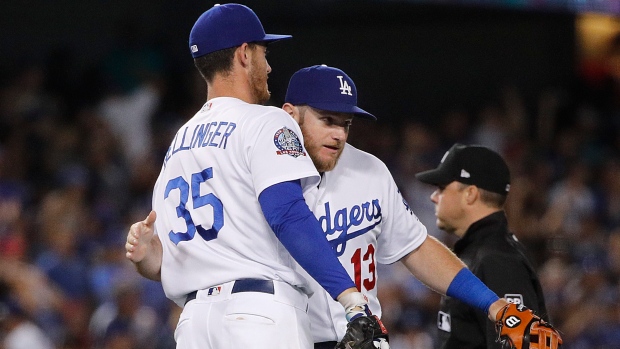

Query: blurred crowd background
[1,1,620,348]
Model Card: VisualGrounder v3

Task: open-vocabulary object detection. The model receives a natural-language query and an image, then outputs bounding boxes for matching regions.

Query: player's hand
[495,303,562,349]
[336,291,389,349]
[125,210,157,263]
[335,315,390,349]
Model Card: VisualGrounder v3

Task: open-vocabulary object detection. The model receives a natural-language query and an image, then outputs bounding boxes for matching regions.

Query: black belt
[314,341,337,349]
[185,279,275,305]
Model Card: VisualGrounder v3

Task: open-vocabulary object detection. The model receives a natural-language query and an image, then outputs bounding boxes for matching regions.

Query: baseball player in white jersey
[303,141,426,346]
[280,65,512,348]
[124,5,378,349]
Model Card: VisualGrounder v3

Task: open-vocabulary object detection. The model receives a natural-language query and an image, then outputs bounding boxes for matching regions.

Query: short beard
[313,156,340,173]
[301,129,343,172]
[249,58,270,104]
[308,143,342,172]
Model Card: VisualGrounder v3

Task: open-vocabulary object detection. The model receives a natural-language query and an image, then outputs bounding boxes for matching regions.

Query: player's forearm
[132,234,163,281]
[401,235,465,294]
[402,236,506,320]
[259,180,356,299]
[268,202,356,298]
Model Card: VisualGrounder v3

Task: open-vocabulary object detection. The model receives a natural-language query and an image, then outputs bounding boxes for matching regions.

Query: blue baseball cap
[189,3,292,58]
[285,65,376,120]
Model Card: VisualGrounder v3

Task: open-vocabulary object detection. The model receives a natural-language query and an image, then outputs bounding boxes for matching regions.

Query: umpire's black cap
[415,144,511,195]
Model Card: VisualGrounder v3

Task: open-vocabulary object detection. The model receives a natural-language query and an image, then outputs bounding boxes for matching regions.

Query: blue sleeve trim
[259,180,355,299]
[446,268,499,314]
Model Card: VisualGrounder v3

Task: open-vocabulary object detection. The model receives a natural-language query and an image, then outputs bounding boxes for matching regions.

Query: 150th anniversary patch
[274,127,306,158]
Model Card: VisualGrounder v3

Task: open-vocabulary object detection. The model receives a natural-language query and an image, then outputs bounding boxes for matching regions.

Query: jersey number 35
[164,167,224,245]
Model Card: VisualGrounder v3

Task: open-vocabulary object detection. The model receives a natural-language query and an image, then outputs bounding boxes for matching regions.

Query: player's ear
[237,43,252,68]
[282,103,302,123]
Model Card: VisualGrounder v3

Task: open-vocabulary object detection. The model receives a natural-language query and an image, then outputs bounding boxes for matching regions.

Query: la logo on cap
[337,76,352,96]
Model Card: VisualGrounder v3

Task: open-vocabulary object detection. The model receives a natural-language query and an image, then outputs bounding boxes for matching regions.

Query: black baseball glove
[335,315,390,349]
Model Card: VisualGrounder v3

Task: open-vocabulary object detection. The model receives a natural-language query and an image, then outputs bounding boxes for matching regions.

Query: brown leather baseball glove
[495,303,563,349]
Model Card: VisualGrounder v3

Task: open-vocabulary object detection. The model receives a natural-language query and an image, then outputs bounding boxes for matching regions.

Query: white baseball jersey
[152,97,320,306]
[301,143,428,343]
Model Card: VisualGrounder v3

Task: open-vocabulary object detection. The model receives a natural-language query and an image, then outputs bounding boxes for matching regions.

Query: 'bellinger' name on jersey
[163,116,238,167]
[300,143,428,343]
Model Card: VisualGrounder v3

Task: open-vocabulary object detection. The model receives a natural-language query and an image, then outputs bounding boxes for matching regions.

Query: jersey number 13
[351,244,376,292]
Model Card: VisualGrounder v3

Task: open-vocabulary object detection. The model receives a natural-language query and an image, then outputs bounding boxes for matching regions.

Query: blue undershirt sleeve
[259,180,355,300]
[447,267,499,314]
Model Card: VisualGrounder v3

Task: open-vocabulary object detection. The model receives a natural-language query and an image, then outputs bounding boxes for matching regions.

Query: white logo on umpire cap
[191,45,198,53]
[460,169,470,178]
[337,76,352,96]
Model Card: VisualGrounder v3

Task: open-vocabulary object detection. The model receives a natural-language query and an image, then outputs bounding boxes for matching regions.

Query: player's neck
[207,75,256,104]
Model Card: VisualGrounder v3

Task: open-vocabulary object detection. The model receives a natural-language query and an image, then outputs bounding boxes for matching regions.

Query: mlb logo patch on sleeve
[273,127,306,158]
[504,294,524,305]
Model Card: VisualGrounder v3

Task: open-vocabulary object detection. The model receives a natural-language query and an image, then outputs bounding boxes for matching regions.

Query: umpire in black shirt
[415,143,549,349]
